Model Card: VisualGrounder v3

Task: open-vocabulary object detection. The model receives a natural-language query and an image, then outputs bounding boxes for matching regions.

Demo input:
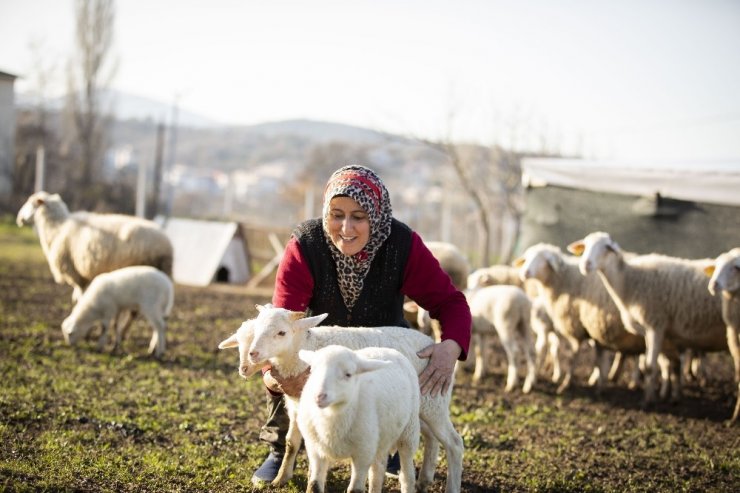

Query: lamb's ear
[512,256,525,268]
[295,313,329,330]
[356,357,392,375]
[606,238,620,253]
[567,240,585,256]
[33,196,46,207]
[218,333,239,349]
[298,349,315,365]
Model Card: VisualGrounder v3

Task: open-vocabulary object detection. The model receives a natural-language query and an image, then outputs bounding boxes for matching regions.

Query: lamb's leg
[420,398,463,493]
[556,336,579,394]
[397,433,419,493]
[96,319,111,352]
[417,420,438,492]
[274,404,302,486]
[522,333,537,394]
[726,324,740,424]
[500,337,519,393]
[548,332,562,383]
[350,456,372,493]
[642,328,663,405]
[608,351,625,382]
[305,441,328,493]
[114,310,137,352]
[471,333,485,384]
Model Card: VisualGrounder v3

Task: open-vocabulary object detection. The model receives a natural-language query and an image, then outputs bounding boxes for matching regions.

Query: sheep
[409,242,470,342]
[569,231,727,407]
[16,191,173,303]
[218,305,464,493]
[466,284,537,393]
[514,243,679,397]
[530,296,565,383]
[61,265,174,358]
[705,247,740,422]
[296,345,420,493]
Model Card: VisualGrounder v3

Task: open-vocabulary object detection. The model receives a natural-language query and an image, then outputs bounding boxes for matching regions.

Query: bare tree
[65,0,117,208]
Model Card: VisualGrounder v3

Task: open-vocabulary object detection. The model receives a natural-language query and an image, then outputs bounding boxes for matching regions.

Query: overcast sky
[2,0,739,161]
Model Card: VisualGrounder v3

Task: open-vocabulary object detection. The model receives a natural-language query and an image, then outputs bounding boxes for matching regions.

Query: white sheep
[514,243,679,397]
[218,305,464,493]
[297,345,420,493]
[466,284,537,393]
[62,266,174,358]
[569,231,727,407]
[705,247,740,422]
[16,191,173,303]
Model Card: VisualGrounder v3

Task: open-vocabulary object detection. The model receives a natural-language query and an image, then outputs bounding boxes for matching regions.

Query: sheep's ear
[33,196,46,207]
[298,349,315,365]
[218,333,239,349]
[703,264,716,278]
[356,357,392,375]
[606,238,620,253]
[295,313,328,331]
[512,256,525,268]
[566,240,585,256]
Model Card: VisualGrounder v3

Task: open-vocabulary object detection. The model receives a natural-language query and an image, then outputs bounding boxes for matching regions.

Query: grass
[1,216,739,492]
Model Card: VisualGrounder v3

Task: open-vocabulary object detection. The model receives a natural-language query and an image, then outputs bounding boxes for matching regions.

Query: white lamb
[705,247,740,422]
[467,284,537,393]
[297,345,420,493]
[16,191,173,303]
[514,243,678,397]
[218,305,464,493]
[570,232,727,407]
[62,266,174,358]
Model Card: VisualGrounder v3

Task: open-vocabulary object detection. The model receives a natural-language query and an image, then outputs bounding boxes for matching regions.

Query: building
[0,70,18,203]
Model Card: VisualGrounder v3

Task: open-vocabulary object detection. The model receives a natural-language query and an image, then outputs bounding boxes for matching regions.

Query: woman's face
[326,196,370,256]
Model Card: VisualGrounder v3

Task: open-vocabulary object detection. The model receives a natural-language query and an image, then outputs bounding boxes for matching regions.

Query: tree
[65,0,117,208]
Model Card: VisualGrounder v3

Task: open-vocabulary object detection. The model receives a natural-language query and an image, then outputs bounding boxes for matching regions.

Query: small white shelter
[157,217,250,286]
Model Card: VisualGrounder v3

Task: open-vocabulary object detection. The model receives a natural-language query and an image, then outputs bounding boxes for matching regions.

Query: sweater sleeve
[401,233,472,360]
[272,236,314,312]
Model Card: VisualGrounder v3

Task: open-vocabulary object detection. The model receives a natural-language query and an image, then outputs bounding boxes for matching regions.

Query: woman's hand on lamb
[263,366,311,397]
[417,339,461,396]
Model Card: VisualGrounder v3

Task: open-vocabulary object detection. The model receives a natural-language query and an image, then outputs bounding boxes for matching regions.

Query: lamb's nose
[249,350,259,361]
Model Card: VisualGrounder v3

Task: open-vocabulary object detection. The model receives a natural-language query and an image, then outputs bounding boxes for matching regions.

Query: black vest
[294,218,412,327]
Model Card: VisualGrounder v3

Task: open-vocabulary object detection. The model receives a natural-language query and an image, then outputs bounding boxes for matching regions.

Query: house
[156,217,250,286]
[0,70,18,203]
[520,158,740,259]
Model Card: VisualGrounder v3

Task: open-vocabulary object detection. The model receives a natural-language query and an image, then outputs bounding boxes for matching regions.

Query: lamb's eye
[277,331,286,336]
[345,372,352,379]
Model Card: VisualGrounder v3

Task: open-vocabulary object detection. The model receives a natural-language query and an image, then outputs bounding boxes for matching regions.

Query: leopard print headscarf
[322,165,393,311]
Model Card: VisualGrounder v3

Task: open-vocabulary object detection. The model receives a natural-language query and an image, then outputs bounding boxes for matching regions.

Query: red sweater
[272,232,471,359]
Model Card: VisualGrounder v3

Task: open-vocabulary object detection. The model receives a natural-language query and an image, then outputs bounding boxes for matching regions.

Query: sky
[1,0,740,161]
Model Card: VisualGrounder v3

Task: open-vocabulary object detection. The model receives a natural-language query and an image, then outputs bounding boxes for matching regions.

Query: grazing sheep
[297,345,420,493]
[514,243,679,397]
[62,266,174,358]
[218,305,464,493]
[570,232,727,407]
[706,247,740,422]
[16,191,173,302]
[467,285,537,393]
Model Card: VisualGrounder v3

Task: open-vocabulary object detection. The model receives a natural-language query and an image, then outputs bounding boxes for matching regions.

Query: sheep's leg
[642,328,662,405]
[589,347,610,394]
[547,332,562,383]
[534,329,548,372]
[350,456,372,493]
[627,354,643,390]
[726,324,740,424]
[397,432,419,493]
[608,351,624,382]
[305,442,327,493]
[500,337,519,393]
[274,404,302,486]
[420,399,463,493]
[556,336,579,394]
[417,420,438,492]
[471,333,485,384]
[522,335,537,394]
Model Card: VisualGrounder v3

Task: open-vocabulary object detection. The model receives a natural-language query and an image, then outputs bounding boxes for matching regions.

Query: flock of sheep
[15,190,740,493]
[413,235,740,429]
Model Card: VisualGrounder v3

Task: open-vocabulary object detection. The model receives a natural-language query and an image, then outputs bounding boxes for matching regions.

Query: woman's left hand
[417,339,462,396]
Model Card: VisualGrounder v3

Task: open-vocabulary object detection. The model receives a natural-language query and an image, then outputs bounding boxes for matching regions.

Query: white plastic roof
[522,158,740,207]
[156,217,249,286]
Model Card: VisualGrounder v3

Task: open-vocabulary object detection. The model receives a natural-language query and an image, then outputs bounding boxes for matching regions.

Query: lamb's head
[247,304,328,365]
[705,248,740,298]
[218,320,261,378]
[16,191,66,227]
[299,345,391,410]
[513,243,564,285]
[61,311,93,346]
[568,232,621,276]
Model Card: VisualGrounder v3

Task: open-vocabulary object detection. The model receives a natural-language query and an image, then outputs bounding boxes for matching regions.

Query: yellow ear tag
[567,242,585,257]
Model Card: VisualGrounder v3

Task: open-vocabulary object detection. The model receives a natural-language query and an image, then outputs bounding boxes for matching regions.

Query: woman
[252,164,471,484]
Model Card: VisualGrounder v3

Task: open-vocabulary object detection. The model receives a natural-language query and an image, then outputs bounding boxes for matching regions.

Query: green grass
[1,219,739,492]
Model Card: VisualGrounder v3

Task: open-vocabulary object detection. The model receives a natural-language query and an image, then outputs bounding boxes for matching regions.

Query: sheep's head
[61,312,91,346]
[218,319,262,378]
[568,232,620,276]
[514,243,564,285]
[247,304,328,365]
[705,248,740,298]
[299,345,391,409]
[15,191,64,227]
